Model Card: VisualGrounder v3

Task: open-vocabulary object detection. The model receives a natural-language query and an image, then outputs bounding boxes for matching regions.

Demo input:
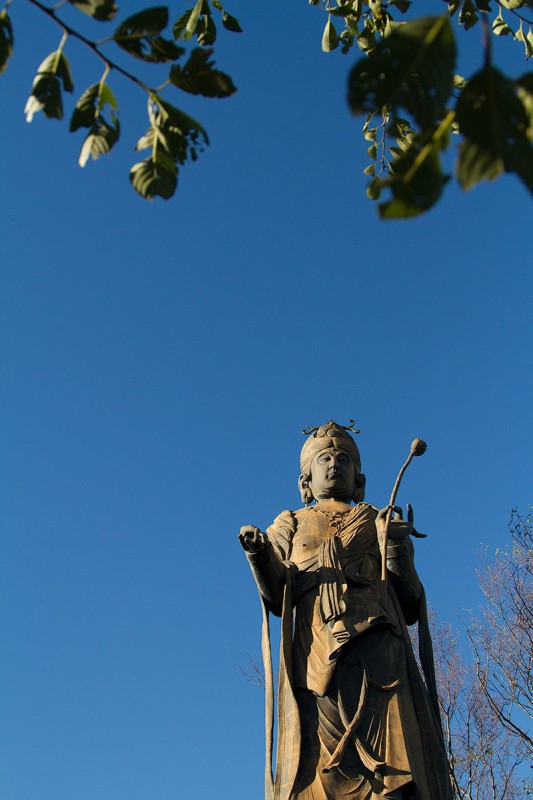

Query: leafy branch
[26,0,153,92]
[310,0,533,217]
[1,0,533,214]
[2,0,240,199]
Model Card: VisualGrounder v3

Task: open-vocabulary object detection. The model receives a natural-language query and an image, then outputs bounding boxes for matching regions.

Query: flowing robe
[246,503,452,800]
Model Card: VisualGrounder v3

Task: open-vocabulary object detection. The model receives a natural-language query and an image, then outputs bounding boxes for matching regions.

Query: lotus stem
[381,438,427,581]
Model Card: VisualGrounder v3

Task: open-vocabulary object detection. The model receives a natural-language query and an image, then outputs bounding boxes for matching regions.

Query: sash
[261,563,300,800]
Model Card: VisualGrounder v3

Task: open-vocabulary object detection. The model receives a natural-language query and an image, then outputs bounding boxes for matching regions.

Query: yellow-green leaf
[322,16,339,52]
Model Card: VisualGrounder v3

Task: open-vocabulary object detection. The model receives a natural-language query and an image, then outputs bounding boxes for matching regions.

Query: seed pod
[410,438,427,457]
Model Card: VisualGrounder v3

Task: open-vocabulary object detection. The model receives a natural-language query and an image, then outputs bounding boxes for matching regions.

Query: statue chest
[290,507,376,567]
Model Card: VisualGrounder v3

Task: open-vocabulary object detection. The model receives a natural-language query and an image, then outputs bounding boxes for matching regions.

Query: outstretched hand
[239,525,268,553]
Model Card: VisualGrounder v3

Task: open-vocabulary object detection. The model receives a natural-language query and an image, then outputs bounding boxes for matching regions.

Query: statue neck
[314,497,353,512]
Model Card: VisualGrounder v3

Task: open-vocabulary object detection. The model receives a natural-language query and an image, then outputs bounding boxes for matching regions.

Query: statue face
[308,447,357,501]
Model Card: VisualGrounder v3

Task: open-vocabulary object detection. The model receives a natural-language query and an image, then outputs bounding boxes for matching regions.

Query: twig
[25,0,154,93]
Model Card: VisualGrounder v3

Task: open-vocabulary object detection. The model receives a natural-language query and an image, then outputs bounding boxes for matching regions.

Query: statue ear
[298,473,314,506]
[353,473,366,503]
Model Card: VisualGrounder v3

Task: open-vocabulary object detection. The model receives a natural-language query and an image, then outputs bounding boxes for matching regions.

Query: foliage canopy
[2,0,533,216]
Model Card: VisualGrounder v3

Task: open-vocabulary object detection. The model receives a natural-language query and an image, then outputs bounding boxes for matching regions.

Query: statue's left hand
[376,504,425,541]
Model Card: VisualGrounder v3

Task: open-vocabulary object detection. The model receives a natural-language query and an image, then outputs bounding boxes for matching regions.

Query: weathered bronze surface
[239,421,452,800]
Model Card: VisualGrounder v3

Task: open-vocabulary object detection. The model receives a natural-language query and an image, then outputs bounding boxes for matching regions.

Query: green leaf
[378,123,451,217]
[69,81,120,166]
[499,0,526,9]
[173,2,211,41]
[456,65,533,194]
[448,0,461,15]
[221,12,242,32]
[356,23,376,53]
[68,0,117,21]
[515,23,533,59]
[187,0,206,36]
[79,117,120,167]
[154,98,209,162]
[0,10,14,74]
[340,30,355,54]
[173,10,192,40]
[25,76,62,122]
[136,96,209,166]
[130,151,178,200]
[388,145,404,157]
[527,28,533,59]
[169,48,236,98]
[515,72,533,139]
[100,83,118,110]
[389,0,411,12]
[349,15,456,130]
[54,51,74,93]
[458,0,479,29]
[492,12,514,36]
[24,51,74,123]
[366,176,382,199]
[396,117,414,132]
[196,14,217,46]
[322,16,339,52]
[114,7,184,62]
[130,99,183,199]
[328,2,358,18]
[70,83,100,130]
[70,82,118,131]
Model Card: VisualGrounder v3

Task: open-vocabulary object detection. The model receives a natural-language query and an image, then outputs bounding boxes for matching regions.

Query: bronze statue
[239,421,452,800]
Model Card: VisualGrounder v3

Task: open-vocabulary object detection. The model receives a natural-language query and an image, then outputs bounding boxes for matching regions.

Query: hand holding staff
[379,438,427,581]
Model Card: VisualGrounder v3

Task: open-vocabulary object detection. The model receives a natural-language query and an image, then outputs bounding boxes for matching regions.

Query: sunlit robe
[248,503,452,800]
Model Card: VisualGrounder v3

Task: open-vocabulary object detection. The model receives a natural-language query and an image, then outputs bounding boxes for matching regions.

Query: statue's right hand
[239,525,268,553]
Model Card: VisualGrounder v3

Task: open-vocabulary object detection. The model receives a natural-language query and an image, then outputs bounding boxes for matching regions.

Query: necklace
[309,504,353,533]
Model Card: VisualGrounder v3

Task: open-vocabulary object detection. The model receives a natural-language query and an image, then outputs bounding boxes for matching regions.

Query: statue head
[298,421,366,505]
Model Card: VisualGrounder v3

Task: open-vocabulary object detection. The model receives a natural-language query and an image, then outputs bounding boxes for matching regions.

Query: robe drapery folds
[249,503,452,800]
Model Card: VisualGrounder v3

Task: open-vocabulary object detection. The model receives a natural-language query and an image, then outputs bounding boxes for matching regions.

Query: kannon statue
[239,421,452,800]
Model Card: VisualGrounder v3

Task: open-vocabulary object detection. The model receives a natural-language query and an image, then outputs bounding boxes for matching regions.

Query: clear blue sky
[2,2,532,799]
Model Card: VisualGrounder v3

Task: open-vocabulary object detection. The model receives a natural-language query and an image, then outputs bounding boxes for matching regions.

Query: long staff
[380,437,427,581]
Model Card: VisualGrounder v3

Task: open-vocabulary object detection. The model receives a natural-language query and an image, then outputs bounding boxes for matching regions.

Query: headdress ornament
[300,420,361,475]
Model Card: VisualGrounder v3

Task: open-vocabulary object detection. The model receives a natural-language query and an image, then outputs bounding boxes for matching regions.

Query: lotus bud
[410,438,427,457]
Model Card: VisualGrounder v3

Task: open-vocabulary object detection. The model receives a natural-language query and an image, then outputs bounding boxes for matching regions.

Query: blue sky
[2,2,532,799]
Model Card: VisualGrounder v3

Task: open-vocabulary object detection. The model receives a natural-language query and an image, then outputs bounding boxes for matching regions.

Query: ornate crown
[300,420,361,473]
